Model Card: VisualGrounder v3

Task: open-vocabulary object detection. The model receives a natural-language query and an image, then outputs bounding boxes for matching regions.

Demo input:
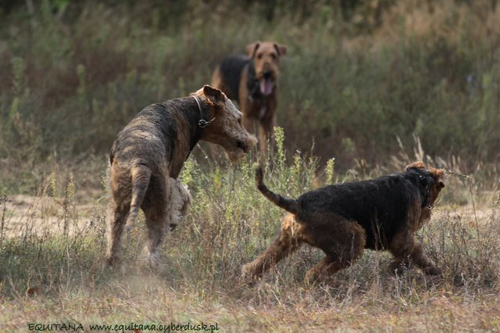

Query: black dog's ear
[406,161,426,171]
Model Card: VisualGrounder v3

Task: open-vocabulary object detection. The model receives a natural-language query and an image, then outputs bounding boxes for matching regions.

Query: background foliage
[1,0,499,193]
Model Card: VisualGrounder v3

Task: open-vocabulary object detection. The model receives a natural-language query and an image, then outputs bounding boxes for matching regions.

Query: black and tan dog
[211,41,287,160]
[242,162,445,283]
[106,85,257,267]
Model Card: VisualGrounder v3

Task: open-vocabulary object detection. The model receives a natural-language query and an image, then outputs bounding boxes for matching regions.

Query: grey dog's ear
[203,85,226,104]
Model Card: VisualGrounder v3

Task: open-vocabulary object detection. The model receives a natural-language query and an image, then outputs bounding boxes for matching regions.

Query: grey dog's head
[193,85,257,162]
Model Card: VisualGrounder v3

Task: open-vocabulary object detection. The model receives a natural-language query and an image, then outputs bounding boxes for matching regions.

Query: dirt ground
[2,193,497,237]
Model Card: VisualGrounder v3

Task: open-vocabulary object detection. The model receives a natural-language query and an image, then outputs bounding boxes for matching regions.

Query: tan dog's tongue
[260,79,274,96]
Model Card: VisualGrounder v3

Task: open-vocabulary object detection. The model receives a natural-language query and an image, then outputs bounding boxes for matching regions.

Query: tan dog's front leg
[258,114,275,163]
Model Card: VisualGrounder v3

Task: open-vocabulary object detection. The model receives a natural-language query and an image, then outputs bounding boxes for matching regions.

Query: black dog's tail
[256,167,301,215]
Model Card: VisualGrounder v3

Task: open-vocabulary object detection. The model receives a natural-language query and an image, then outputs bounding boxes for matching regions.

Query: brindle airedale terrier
[106,85,257,267]
[211,41,287,160]
[242,162,445,283]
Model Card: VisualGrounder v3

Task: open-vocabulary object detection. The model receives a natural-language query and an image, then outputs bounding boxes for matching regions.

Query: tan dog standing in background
[211,41,287,161]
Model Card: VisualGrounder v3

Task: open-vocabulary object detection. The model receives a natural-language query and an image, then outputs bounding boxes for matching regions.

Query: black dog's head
[406,162,445,221]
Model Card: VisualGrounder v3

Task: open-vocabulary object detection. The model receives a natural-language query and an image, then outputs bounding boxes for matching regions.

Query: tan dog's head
[193,85,257,162]
[406,161,446,221]
[246,41,287,96]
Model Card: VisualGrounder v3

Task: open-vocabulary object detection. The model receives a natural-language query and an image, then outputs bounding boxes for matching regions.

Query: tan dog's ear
[203,85,226,104]
[274,43,287,57]
[406,161,426,171]
[246,42,261,58]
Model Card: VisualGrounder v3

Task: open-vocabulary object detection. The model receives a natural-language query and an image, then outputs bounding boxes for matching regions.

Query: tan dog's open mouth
[259,78,274,96]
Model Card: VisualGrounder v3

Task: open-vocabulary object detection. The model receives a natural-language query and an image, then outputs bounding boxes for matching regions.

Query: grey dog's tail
[255,167,301,215]
[125,164,152,229]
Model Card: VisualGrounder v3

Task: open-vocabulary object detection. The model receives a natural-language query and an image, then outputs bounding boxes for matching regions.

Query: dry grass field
[1,138,499,331]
